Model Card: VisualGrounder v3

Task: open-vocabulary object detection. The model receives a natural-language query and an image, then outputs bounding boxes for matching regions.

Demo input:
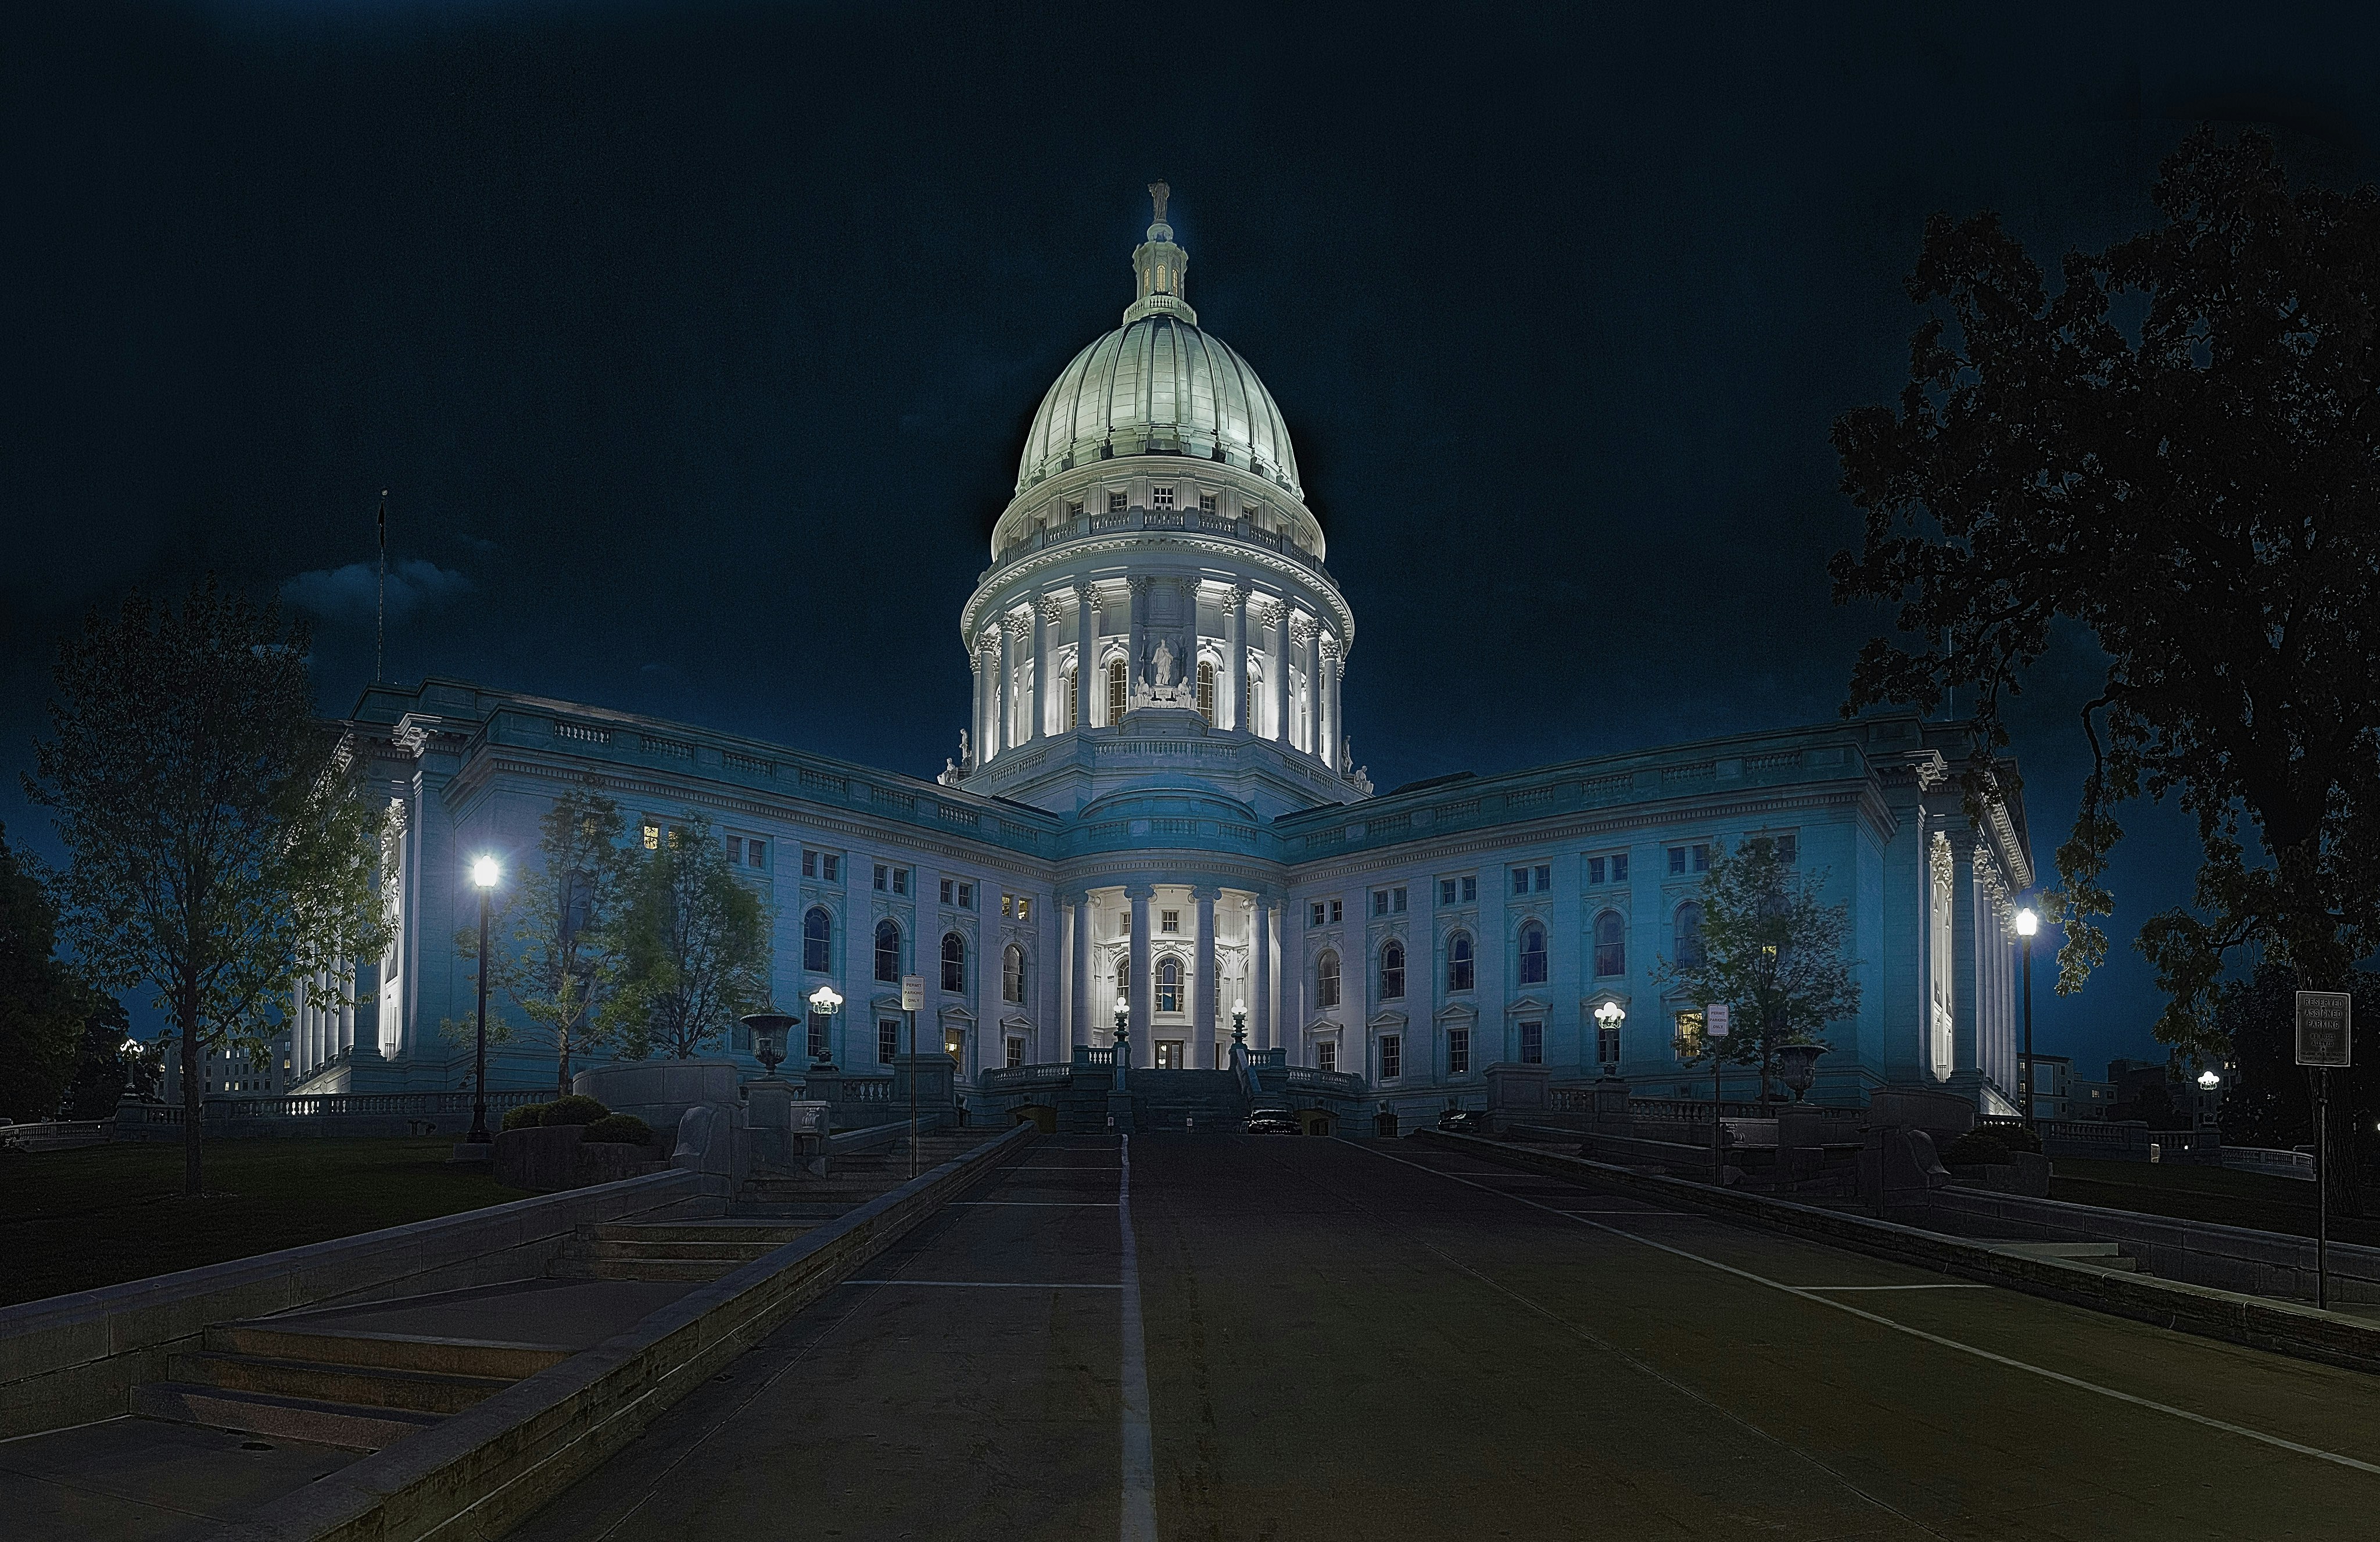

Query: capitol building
[315,188,2034,1126]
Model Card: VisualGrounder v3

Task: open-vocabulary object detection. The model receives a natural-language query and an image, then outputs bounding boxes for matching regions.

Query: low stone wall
[207,1122,1035,1542]
[1416,1129,2380,1376]
[0,1170,707,1441]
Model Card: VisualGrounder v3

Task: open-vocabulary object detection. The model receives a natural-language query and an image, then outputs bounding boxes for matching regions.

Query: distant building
[291,189,2040,1123]
[2017,1052,2071,1120]
[157,1032,293,1101]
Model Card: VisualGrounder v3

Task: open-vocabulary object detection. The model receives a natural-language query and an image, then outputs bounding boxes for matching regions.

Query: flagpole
[375,489,389,684]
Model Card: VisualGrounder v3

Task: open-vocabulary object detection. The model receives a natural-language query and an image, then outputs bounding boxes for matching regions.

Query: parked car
[1246,1108,1301,1136]
[1436,1107,1488,1135]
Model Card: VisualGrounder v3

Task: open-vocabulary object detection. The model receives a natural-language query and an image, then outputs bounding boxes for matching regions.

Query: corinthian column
[1127,576,1155,709]
[1073,582,1096,734]
[1193,888,1218,1066]
[1290,615,1316,754]
[1225,585,1249,732]
[1318,635,1339,770]
[1252,895,1275,1051]
[990,620,1010,758]
[1128,885,1154,1066]
[1033,598,1060,740]
[1264,600,1288,742]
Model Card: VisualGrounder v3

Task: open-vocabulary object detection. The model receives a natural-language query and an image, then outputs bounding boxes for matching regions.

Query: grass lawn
[0,1137,530,1308]
[2049,1157,2380,1248]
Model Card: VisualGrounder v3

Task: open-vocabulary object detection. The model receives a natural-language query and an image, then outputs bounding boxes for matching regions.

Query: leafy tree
[1655,836,1862,1103]
[0,823,85,1122]
[26,581,393,1194]
[1830,131,2380,1206]
[2214,963,2380,1167]
[614,812,770,1060]
[62,994,134,1118]
[452,787,632,1096]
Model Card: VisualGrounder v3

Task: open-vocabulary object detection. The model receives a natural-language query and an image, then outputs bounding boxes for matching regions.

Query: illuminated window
[1108,659,1127,722]
[642,823,660,850]
[1197,661,1216,724]
[1065,667,1078,730]
[1152,485,1174,509]
[1317,951,1340,1008]
[1157,957,1183,1013]
[1003,944,1025,1004]
[1161,908,1181,934]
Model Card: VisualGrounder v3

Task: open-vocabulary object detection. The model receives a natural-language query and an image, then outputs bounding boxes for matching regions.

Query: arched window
[1107,658,1127,723]
[1317,950,1341,1009]
[1003,943,1026,1004]
[1593,910,1626,978]
[1518,923,1548,985]
[1064,667,1078,731]
[874,919,901,983]
[1447,933,1475,993]
[1379,939,1406,1000]
[941,932,966,994]
[1157,956,1183,1013]
[1197,660,1216,724]
[1674,903,1705,968]
[802,906,833,973]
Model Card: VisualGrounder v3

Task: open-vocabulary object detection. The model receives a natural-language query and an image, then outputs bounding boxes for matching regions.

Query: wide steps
[164,1350,510,1415]
[1992,1240,2140,1272]
[589,1223,807,1244]
[209,1323,572,1381]
[547,1257,746,1282]
[132,1381,443,1451]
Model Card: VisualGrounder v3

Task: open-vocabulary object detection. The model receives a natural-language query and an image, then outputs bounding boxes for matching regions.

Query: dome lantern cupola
[1124,180,1196,325]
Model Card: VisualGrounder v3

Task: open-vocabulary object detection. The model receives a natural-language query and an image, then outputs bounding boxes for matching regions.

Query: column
[1109,580,1137,725]
[1298,618,1321,757]
[1031,598,1056,740]
[990,617,1010,757]
[1193,889,1218,1067]
[1252,896,1274,1052]
[1265,601,1289,743]
[1225,585,1249,732]
[1071,893,1095,1047]
[1318,636,1338,770]
[1127,577,1154,710]
[1128,885,1154,1067]
[967,652,984,769]
[1073,583,1096,733]
[1329,636,1347,767]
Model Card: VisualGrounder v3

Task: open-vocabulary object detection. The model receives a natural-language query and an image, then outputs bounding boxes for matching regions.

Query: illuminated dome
[1013,188,1302,498]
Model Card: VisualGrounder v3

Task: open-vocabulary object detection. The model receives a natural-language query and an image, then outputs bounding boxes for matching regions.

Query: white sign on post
[901,975,924,1014]
[2296,990,2352,1068]
[1706,1004,1730,1039]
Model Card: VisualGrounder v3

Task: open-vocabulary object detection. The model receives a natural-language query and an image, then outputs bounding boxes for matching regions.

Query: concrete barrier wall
[0,1170,705,1440]
[208,1122,1035,1542]
[1415,1129,2380,1377]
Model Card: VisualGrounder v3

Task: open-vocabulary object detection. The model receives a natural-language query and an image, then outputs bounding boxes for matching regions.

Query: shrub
[502,1103,551,1132]
[583,1112,654,1146]
[540,1094,610,1126]
[1994,1124,2044,1154]
[1940,1130,2012,1167]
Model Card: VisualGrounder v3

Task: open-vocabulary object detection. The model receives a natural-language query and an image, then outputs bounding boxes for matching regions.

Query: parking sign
[1707,1004,1730,1039]
[901,975,924,1013]
[2296,991,2352,1067]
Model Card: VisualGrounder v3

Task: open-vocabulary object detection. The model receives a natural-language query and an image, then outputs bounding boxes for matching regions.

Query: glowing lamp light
[2014,907,2039,938]
[471,856,501,889]
[2198,1069,2221,1090]
[807,984,844,1017]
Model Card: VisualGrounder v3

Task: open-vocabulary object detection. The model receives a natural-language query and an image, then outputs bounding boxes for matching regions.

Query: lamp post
[807,983,843,1067]
[1594,1000,1625,1075]
[1232,1000,1248,1052]
[468,856,500,1144]
[2197,1067,2221,1129]
[2015,907,2039,1133]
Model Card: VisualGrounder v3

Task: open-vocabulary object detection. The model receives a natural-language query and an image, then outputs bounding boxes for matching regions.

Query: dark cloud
[281,559,471,624]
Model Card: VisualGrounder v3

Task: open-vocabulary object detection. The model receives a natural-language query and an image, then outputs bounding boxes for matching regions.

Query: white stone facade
[318,189,2034,1119]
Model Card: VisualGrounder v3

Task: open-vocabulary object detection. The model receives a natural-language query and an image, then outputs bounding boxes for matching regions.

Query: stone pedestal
[1591,1075,1631,1120]
[1485,1063,1551,1123]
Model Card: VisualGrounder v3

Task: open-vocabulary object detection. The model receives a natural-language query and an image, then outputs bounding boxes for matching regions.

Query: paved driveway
[508,1133,2380,1540]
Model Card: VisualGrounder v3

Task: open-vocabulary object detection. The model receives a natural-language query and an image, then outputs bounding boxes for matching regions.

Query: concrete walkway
[508,1132,2380,1541]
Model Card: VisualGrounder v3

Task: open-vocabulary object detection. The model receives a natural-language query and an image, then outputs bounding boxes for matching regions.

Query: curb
[205,1121,1037,1542]
[1416,1128,2380,1376]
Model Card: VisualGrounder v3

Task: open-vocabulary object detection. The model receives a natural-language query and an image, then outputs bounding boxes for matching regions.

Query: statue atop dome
[1148,180,1170,227]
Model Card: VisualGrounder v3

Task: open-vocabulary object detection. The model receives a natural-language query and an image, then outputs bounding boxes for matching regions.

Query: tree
[614,812,770,1060]
[27,581,392,1194]
[62,994,134,1118]
[1655,836,1862,1103]
[1831,131,2380,1207]
[0,823,85,1122]
[456,787,633,1096]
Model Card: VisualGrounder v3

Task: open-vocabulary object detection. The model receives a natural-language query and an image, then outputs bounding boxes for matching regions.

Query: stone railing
[981,507,1334,589]
[2223,1145,2315,1180]
[1073,1045,1120,1068]
[1628,1096,1797,1122]
[117,1090,549,1125]
[1287,1067,1366,1099]
[1245,1047,1285,1069]
[978,1064,1073,1093]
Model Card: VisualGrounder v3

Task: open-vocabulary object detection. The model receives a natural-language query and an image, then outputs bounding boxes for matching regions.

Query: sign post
[1707,1004,1731,1185]
[2295,990,2353,1310]
[902,975,926,1180]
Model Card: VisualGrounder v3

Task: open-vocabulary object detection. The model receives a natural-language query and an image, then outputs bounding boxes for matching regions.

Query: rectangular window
[1776,833,1797,864]
[1161,908,1181,934]
[1612,853,1628,882]
[1017,896,1031,922]
[894,867,908,895]
[1588,856,1604,885]
[1311,901,1327,927]
[1449,1028,1471,1077]
[1391,886,1407,913]
[1533,864,1550,892]
[1380,1035,1402,1082]
[1007,1037,1025,1068]
[642,822,661,850]
[1199,493,1217,514]
[802,849,816,878]
[1461,876,1476,903]
[1597,1015,1622,1067]
[1330,899,1342,924]
[1439,879,1455,906]
[1068,499,1085,519]
[1693,844,1710,873]
[1317,1040,1336,1073]
[1520,1021,1544,1065]
[958,882,974,910]
[875,864,889,892]
[1001,893,1013,917]
[1372,889,1389,918]
[1152,485,1174,508]
[879,1019,899,1064]
[1669,845,1710,876]
[941,878,954,905]
[808,1013,829,1060]
[1109,491,1128,513]
[1512,867,1530,896]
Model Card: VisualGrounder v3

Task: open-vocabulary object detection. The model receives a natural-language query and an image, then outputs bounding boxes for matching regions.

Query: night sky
[7,1,2377,1074]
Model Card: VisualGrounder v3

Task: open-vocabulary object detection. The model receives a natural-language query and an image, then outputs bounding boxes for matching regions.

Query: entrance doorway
[1155,1040,1184,1071]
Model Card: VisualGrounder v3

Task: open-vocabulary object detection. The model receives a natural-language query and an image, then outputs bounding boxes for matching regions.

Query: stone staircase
[547,1221,813,1282]
[132,1319,558,1450]
[733,1130,994,1218]
[1128,1069,1250,1130]
[1990,1240,2139,1272]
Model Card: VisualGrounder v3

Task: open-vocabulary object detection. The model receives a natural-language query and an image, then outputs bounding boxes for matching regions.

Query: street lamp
[2198,1067,2221,1130]
[1232,999,1248,1051]
[2015,907,2039,1133]
[468,856,500,1144]
[1593,1000,1625,1074]
[807,983,843,1066]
